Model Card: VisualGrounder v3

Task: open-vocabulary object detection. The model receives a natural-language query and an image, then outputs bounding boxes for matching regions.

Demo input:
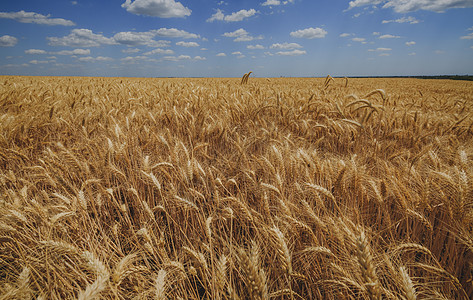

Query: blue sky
[1,0,472,77]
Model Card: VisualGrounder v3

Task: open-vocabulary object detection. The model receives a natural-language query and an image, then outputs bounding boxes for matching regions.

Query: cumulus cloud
[247,44,265,49]
[143,48,174,55]
[47,29,116,47]
[25,48,90,55]
[382,16,420,24]
[261,0,280,5]
[0,10,75,26]
[216,53,226,56]
[460,32,473,39]
[163,55,192,61]
[347,0,473,13]
[290,27,327,39]
[121,0,191,18]
[29,60,49,64]
[207,9,224,22]
[55,49,91,55]
[379,34,401,39]
[222,28,263,42]
[405,41,416,46]
[207,8,257,22]
[25,49,47,54]
[339,33,352,37]
[352,37,366,42]
[368,47,392,51]
[276,49,307,56]
[122,48,141,53]
[176,41,199,47]
[78,56,113,62]
[270,42,302,49]
[121,55,156,63]
[347,0,383,10]
[113,31,169,47]
[261,0,294,5]
[48,28,198,48]
[0,35,18,47]
[153,28,199,39]
[194,56,206,60]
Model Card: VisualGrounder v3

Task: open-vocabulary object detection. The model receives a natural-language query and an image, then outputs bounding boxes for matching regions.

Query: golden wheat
[0,76,472,299]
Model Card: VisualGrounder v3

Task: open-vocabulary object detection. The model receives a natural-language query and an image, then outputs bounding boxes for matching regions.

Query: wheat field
[0,75,472,299]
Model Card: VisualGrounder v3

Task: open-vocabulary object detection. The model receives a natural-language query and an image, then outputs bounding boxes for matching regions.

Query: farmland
[0,76,472,299]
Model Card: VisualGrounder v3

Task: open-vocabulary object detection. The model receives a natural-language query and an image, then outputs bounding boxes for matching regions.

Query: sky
[0,0,472,77]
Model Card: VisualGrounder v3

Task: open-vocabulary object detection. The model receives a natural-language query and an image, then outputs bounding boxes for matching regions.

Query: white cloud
[25,49,47,54]
[352,37,366,42]
[225,9,257,21]
[231,51,245,58]
[55,49,90,55]
[194,56,206,60]
[460,32,473,39]
[373,32,381,36]
[223,28,248,38]
[121,0,191,18]
[0,35,18,47]
[382,16,420,24]
[25,48,90,55]
[339,33,352,37]
[261,0,280,5]
[405,41,416,46]
[435,50,445,54]
[48,28,197,48]
[468,26,473,30]
[176,41,199,47]
[29,60,49,64]
[347,0,473,13]
[200,48,208,50]
[207,8,257,22]
[28,59,50,65]
[347,0,383,10]
[379,34,400,39]
[122,48,140,53]
[247,44,265,49]
[409,52,416,55]
[113,31,169,47]
[290,27,327,39]
[276,49,306,56]
[368,47,392,51]
[47,29,116,47]
[379,53,390,56]
[222,28,263,42]
[270,42,302,49]
[207,9,224,22]
[79,56,113,62]
[143,48,174,55]
[121,55,156,63]
[471,46,473,50]
[153,28,199,39]
[0,10,75,26]
[71,1,78,5]
[216,53,226,56]
[261,0,295,6]
[163,55,192,61]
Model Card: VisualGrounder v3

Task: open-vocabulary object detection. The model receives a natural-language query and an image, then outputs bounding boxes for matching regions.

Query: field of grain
[0,75,472,299]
